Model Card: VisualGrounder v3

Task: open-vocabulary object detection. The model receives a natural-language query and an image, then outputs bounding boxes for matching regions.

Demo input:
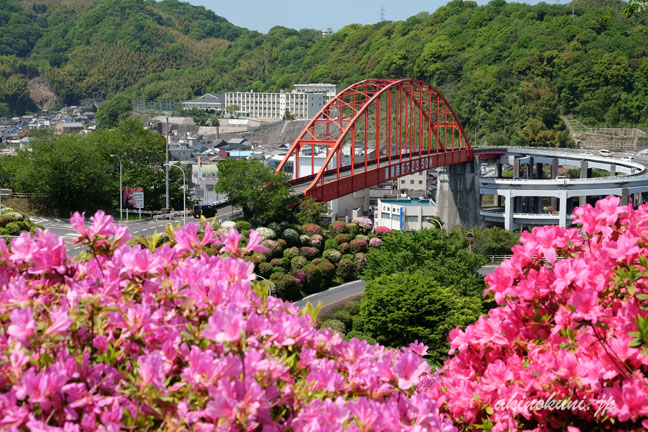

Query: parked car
[599,149,612,156]
[193,204,218,218]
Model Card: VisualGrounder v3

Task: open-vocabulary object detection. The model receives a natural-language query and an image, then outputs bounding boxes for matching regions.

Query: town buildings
[224,83,336,120]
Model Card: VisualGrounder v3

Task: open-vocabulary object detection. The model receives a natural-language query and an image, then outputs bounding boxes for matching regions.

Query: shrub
[354,252,367,273]
[324,238,338,251]
[374,226,392,236]
[319,319,345,333]
[338,242,350,253]
[303,224,323,235]
[283,246,300,259]
[5,222,21,236]
[329,221,347,234]
[335,233,351,244]
[0,214,14,227]
[282,228,300,245]
[318,260,336,284]
[350,239,367,253]
[220,220,236,230]
[269,272,299,300]
[271,266,286,274]
[270,258,286,269]
[291,268,305,284]
[352,217,373,233]
[277,238,287,248]
[258,262,273,277]
[291,256,307,270]
[310,234,324,249]
[311,258,322,266]
[261,239,282,258]
[268,221,281,232]
[435,196,648,430]
[299,246,317,259]
[323,249,342,263]
[235,220,252,232]
[256,227,277,240]
[302,263,321,294]
[369,237,382,248]
[341,254,353,261]
[346,223,359,237]
[299,234,310,245]
[336,258,355,281]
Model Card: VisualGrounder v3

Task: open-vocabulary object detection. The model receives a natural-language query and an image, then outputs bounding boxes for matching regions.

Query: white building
[375,198,437,231]
[397,171,427,192]
[224,83,336,120]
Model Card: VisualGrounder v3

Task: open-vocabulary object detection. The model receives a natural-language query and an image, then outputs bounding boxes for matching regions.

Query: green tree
[363,228,486,297]
[2,119,185,217]
[296,196,329,225]
[359,271,482,364]
[213,158,298,225]
[96,94,133,129]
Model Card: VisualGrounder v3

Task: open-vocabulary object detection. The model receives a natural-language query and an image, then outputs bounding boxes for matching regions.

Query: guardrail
[489,255,512,263]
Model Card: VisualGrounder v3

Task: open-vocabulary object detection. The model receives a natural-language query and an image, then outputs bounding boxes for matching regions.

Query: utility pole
[165,116,170,213]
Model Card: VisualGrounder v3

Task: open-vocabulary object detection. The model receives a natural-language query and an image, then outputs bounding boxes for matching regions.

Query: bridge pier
[435,160,481,229]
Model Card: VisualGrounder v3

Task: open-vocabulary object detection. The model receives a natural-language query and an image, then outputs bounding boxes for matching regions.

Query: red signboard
[123,187,144,209]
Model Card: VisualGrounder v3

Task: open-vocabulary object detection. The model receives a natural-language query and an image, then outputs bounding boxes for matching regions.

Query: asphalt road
[30,207,241,257]
[294,264,501,310]
[294,280,366,312]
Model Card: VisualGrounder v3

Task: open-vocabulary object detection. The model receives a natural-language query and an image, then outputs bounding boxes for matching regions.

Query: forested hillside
[1,0,647,145]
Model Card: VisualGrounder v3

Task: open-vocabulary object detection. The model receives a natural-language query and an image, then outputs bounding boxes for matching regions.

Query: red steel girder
[275,79,474,201]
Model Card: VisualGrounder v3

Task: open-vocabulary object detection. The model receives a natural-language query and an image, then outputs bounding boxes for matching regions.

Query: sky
[185,0,527,34]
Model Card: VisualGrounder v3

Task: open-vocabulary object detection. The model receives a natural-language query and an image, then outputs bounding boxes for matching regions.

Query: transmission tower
[380,5,386,22]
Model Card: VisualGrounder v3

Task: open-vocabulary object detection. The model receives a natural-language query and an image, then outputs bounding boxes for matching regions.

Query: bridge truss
[275,78,474,202]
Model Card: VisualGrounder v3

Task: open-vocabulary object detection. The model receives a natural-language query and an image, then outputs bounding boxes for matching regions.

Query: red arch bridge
[275,78,474,202]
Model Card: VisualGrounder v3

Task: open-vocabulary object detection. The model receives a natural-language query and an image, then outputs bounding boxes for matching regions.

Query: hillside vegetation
[1,0,647,145]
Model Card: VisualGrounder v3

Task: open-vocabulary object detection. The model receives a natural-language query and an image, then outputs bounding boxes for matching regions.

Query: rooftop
[381,198,434,206]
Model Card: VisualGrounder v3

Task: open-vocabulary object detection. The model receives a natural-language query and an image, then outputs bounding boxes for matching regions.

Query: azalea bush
[434,196,648,430]
[0,211,455,431]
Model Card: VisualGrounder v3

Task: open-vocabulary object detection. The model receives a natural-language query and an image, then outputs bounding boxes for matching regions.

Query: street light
[164,117,171,216]
[109,154,123,222]
[165,162,186,225]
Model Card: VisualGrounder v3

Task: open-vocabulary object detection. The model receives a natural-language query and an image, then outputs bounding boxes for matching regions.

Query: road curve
[294,280,366,315]
[294,265,499,311]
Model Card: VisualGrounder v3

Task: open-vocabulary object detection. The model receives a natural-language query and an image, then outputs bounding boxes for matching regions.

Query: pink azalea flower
[392,351,429,390]
[7,307,37,344]
[139,351,166,390]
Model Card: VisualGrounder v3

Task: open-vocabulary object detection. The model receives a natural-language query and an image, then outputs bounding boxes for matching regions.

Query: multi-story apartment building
[224,83,336,120]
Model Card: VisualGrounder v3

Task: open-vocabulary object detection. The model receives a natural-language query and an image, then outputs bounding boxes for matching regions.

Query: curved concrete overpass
[476,148,648,230]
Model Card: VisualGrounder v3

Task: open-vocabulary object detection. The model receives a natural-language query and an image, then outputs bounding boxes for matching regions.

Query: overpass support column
[551,158,559,179]
[535,162,543,179]
[579,160,589,207]
[436,160,480,229]
[513,158,520,179]
[496,163,503,178]
[610,164,617,176]
[504,190,514,231]
[558,190,568,227]
[527,157,534,179]
[622,187,629,206]
[551,158,559,208]
[580,160,589,179]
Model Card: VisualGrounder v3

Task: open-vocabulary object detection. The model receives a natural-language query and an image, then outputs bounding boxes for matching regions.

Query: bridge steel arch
[275,78,474,202]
